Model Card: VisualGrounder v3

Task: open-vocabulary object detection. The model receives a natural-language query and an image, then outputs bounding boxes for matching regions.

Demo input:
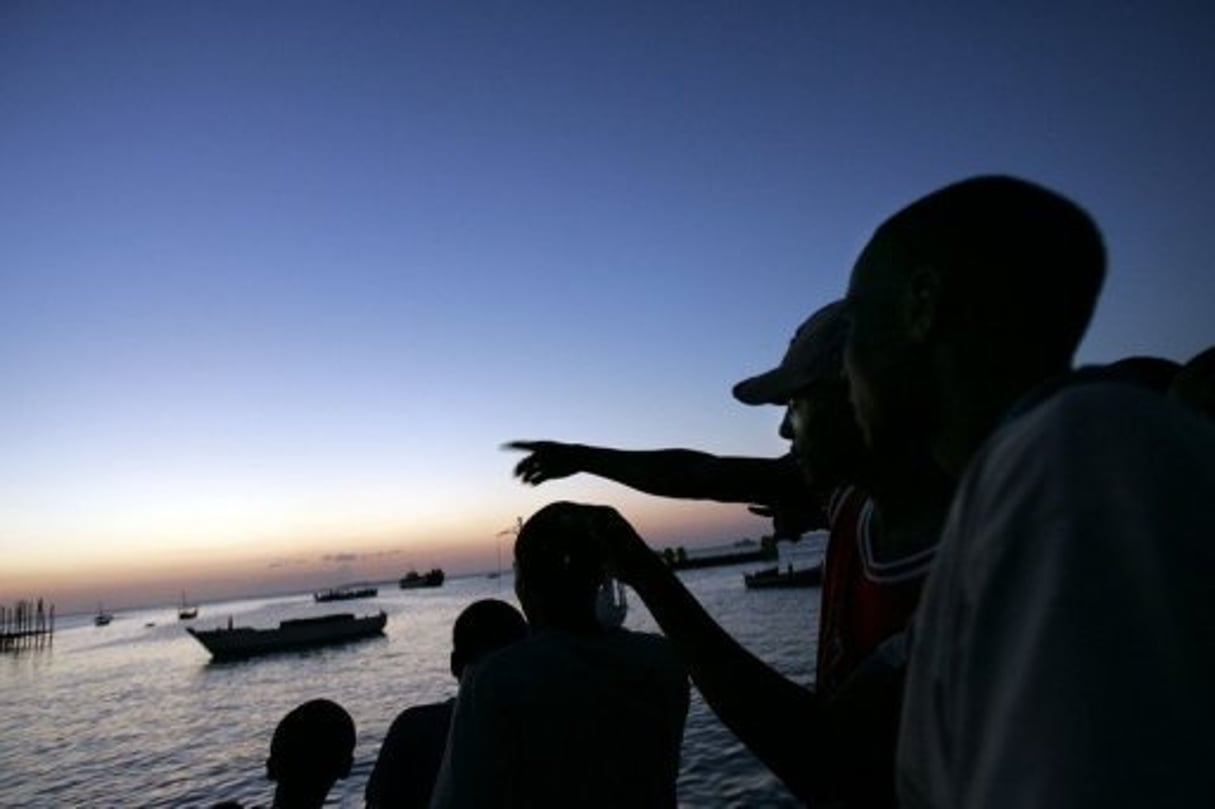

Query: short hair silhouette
[869,175,1105,372]
[366,600,527,809]
[450,598,528,678]
[266,698,355,808]
[514,502,608,627]
[433,502,690,808]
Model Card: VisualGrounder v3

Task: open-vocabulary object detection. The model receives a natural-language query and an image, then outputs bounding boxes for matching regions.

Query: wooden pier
[0,598,55,652]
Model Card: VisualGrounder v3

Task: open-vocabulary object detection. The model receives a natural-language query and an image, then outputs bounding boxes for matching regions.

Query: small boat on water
[399,568,445,589]
[186,611,387,660]
[94,604,113,626]
[314,585,379,603]
[178,592,198,620]
[743,563,824,590]
[663,540,778,571]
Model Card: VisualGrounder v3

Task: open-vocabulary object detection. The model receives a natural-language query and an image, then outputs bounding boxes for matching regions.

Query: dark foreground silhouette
[365,599,527,809]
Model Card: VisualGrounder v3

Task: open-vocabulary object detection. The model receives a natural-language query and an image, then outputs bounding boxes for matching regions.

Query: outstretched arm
[506,441,797,503]
[585,505,832,802]
[506,441,823,536]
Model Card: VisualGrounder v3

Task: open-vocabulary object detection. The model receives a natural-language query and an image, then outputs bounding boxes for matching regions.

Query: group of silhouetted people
[505,176,1213,808]
[225,175,1214,808]
[220,503,689,809]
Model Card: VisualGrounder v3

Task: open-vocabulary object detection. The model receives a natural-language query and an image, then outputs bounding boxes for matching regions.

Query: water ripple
[2,566,818,806]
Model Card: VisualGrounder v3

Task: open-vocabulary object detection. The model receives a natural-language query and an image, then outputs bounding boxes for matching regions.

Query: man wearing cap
[506,302,863,545]
[732,301,948,702]
[507,302,951,806]
[506,302,877,545]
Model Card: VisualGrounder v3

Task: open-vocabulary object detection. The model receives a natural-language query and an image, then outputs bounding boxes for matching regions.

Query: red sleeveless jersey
[815,486,936,699]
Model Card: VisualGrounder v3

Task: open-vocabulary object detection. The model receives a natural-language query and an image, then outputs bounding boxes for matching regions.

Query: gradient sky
[3,2,1213,612]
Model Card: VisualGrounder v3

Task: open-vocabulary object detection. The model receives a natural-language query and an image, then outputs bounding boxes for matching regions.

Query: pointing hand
[504,440,585,485]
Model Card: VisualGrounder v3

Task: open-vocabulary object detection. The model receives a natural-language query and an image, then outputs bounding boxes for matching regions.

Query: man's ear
[266,756,278,782]
[903,266,940,341]
[337,753,353,780]
[450,651,463,680]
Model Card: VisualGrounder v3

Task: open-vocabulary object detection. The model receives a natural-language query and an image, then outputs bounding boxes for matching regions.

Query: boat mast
[495,516,522,586]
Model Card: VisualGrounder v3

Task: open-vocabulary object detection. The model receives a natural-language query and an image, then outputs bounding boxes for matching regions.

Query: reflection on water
[1,561,819,807]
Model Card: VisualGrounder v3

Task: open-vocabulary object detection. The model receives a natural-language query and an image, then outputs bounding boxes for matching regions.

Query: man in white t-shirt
[429,501,689,809]
[841,175,1215,807]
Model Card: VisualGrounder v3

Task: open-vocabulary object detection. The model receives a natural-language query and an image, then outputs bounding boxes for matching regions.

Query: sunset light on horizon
[4,3,1213,615]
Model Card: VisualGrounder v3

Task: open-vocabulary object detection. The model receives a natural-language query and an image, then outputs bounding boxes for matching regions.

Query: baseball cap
[732,300,847,406]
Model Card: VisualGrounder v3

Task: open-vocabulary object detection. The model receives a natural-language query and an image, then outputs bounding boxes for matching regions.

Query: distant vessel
[663,540,777,571]
[313,585,378,603]
[185,611,387,660]
[399,568,445,589]
[94,604,113,626]
[743,563,824,590]
[178,592,198,621]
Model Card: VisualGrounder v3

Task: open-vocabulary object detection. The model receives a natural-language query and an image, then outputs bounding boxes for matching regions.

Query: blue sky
[2,2,1213,610]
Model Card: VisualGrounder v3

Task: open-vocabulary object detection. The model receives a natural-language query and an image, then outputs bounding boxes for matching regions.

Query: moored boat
[743,563,824,590]
[662,539,778,571]
[178,591,198,620]
[399,568,444,589]
[94,604,113,626]
[313,585,378,603]
[186,611,387,660]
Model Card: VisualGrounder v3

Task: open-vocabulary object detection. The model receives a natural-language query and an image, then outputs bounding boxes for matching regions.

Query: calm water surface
[2,548,822,808]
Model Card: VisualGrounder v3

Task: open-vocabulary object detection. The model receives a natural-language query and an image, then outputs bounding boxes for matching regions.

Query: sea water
[1,551,822,808]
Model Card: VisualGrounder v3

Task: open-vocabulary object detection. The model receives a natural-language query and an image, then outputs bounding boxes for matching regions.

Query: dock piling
[0,597,55,652]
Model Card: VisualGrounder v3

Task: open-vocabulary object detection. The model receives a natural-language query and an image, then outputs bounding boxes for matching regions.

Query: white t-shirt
[898,383,1215,808]
[430,626,689,809]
